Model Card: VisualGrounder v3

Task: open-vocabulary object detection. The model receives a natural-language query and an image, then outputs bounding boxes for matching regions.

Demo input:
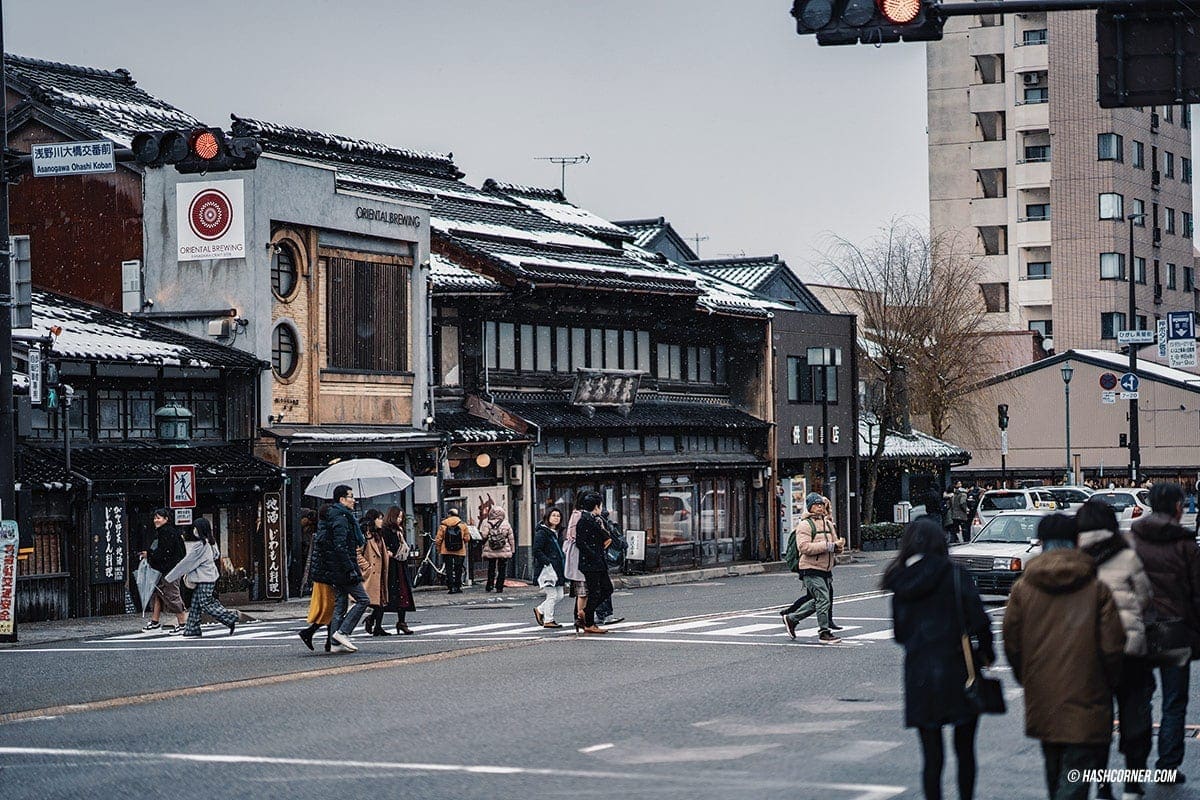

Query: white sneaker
[166,625,185,636]
[331,631,358,652]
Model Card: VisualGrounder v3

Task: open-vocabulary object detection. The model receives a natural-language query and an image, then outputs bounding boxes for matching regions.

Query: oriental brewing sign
[177,179,246,261]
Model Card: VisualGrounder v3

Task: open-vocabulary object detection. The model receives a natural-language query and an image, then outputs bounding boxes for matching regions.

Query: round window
[272,323,299,380]
[272,243,299,299]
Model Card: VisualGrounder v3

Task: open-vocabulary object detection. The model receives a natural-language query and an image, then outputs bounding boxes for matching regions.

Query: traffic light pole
[0,0,15,526]
[1128,215,1141,483]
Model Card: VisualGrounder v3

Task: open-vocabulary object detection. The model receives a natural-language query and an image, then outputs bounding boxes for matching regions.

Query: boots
[369,608,390,636]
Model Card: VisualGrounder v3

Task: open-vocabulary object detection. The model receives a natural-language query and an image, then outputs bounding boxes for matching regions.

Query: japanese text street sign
[262,492,285,600]
[28,348,41,405]
[31,140,115,177]
[1167,339,1197,369]
[174,509,193,527]
[90,498,127,585]
[1117,329,1155,345]
[1167,311,1195,341]
[1158,319,1169,358]
[0,521,19,641]
[168,465,197,509]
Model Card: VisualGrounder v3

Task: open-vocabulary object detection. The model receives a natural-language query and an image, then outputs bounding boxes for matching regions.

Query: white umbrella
[304,458,414,500]
[134,559,161,614]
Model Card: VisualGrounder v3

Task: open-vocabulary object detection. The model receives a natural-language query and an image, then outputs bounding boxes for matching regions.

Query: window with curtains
[326,255,410,372]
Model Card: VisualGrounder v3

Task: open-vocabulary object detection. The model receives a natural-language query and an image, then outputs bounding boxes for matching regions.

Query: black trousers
[1041,743,1106,800]
[582,570,613,626]
[486,558,508,590]
[917,718,978,800]
[444,554,464,591]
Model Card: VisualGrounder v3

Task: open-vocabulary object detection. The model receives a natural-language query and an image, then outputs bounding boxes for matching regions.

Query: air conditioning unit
[1022,72,1041,86]
[507,464,523,485]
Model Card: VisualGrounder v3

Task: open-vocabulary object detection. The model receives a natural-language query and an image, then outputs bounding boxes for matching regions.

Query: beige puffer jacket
[1078,528,1152,657]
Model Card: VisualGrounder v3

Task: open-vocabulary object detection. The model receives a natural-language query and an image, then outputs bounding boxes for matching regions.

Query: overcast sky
[9,1,1189,281]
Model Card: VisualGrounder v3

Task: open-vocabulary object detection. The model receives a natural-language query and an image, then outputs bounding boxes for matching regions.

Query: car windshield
[974,515,1041,543]
[1094,492,1137,511]
[980,493,1027,512]
[1047,489,1090,504]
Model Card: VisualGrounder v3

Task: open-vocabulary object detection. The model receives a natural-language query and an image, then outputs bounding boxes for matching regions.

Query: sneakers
[331,631,358,652]
[166,625,185,636]
[180,631,202,639]
[604,617,625,625]
[782,612,798,640]
[141,620,161,631]
[828,623,844,631]
[818,631,842,644]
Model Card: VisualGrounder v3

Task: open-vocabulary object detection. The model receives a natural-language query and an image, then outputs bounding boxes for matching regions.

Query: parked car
[970,488,1066,537]
[1027,485,1094,512]
[1088,489,1151,532]
[950,510,1049,594]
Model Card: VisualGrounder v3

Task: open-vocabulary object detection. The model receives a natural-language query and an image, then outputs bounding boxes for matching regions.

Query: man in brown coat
[435,508,469,594]
[1003,514,1126,800]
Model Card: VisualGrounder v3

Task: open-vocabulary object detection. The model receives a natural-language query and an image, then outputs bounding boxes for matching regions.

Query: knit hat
[805,492,825,510]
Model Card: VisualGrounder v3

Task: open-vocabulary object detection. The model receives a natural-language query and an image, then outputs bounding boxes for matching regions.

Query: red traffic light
[878,0,921,24]
[191,130,221,160]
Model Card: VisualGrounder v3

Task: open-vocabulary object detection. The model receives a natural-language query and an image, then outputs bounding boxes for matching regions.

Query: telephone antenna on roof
[689,234,710,257]
[534,154,590,194]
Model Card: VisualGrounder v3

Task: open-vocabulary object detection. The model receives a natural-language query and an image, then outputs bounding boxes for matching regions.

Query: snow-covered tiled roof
[19,290,261,370]
[7,53,200,146]
[858,413,971,463]
[613,217,669,249]
[690,256,781,293]
[430,252,504,293]
[483,180,632,240]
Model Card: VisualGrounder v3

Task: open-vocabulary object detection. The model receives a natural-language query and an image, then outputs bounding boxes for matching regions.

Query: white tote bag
[537,565,558,589]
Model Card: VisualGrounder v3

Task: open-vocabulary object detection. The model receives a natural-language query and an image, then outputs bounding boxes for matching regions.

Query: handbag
[537,565,557,589]
[953,568,1007,715]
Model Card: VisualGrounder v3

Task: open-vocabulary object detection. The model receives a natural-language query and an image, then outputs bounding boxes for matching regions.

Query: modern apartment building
[929,10,1197,353]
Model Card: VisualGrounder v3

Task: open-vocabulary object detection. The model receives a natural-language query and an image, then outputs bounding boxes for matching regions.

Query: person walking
[575,491,612,635]
[532,507,567,628]
[435,508,469,594]
[562,501,587,626]
[884,517,994,800]
[950,482,971,544]
[1003,514,1126,800]
[301,503,340,652]
[594,508,625,626]
[164,518,238,639]
[139,508,187,634]
[1076,498,1155,800]
[326,485,368,653]
[358,509,391,636]
[1131,482,1200,786]
[480,505,515,593]
[782,493,845,643]
[298,508,318,596]
[381,506,415,635]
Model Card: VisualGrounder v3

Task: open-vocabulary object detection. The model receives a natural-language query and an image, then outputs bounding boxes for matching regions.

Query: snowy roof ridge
[690,254,781,268]
[38,86,200,126]
[481,179,564,201]
[6,53,133,84]
[233,116,462,180]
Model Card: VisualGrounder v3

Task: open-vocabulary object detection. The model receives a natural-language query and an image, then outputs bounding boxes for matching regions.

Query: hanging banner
[262,492,285,600]
[90,497,128,585]
[0,521,19,640]
[177,179,246,261]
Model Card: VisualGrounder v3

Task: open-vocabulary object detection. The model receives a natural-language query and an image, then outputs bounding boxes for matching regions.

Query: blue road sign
[1167,311,1195,341]
[1119,372,1140,393]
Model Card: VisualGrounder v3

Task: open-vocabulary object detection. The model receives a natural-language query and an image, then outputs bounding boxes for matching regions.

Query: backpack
[485,522,508,551]
[444,523,464,551]
[783,519,819,573]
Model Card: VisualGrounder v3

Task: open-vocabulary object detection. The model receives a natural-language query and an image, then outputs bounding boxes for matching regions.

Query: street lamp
[807,346,842,510]
[1060,363,1073,484]
[1127,212,1146,483]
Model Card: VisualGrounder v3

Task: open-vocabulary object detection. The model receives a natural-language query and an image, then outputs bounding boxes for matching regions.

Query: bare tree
[820,218,992,522]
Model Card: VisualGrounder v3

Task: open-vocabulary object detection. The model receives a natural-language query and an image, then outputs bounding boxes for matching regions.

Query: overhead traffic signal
[131,127,262,174]
[792,0,945,46]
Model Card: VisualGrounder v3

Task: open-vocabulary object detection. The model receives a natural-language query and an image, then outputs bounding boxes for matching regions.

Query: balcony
[1014,219,1052,246]
[1012,100,1049,129]
[1017,276,1054,306]
[1013,159,1051,187]
[976,253,1010,281]
[1011,42,1049,72]
[968,25,1006,57]
[970,139,1008,170]
[971,196,1010,227]
[969,82,1006,114]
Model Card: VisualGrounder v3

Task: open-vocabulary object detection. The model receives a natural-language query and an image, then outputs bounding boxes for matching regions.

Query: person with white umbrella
[314,485,368,653]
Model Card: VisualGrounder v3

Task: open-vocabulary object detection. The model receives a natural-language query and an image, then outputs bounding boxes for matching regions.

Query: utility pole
[689,234,709,257]
[1127,212,1144,483]
[0,0,15,524]
[533,154,589,195]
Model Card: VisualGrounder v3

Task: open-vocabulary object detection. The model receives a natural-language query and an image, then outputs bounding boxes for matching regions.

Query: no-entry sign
[168,465,197,509]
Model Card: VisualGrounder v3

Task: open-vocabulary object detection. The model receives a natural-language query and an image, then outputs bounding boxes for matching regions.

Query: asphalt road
[1,560,1196,799]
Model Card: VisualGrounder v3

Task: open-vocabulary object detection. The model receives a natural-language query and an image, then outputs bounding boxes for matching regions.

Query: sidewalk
[1,559,801,649]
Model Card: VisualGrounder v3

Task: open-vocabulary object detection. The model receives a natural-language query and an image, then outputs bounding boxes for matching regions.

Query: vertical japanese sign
[0,521,19,640]
[90,497,128,584]
[262,492,285,600]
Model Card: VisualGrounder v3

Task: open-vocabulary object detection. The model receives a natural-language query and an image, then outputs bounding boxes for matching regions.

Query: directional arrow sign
[1168,311,1195,341]
[1119,373,1140,393]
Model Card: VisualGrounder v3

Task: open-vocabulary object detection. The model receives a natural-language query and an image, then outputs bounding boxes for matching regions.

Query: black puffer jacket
[147,523,185,574]
[308,504,363,586]
[1132,512,1200,658]
[532,524,566,586]
[575,512,609,573]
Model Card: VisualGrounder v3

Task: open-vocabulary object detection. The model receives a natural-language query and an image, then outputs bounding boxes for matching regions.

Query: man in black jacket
[139,508,186,633]
[324,485,368,653]
[575,492,613,634]
[594,509,625,626]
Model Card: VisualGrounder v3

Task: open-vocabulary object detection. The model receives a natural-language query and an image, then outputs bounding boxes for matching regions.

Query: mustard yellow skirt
[306,582,335,625]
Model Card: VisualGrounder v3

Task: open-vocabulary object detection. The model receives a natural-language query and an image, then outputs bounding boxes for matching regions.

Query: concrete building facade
[928,10,1197,352]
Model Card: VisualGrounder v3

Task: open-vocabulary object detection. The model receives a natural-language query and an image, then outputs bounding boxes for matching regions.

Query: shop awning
[432,411,533,445]
[263,426,443,449]
[501,398,770,431]
[533,452,765,475]
[18,443,285,491]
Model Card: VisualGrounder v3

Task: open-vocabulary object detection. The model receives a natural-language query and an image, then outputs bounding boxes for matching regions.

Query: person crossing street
[782,493,845,643]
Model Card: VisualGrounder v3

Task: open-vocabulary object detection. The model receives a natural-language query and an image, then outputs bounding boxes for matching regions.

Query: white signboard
[1117,329,1155,345]
[1101,391,1117,404]
[1158,319,1169,358]
[625,530,646,561]
[27,348,41,405]
[1119,391,1139,401]
[177,179,246,261]
[31,140,114,177]
[1000,429,1009,455]
[174,508,193,526]
[1167,339,1198,369]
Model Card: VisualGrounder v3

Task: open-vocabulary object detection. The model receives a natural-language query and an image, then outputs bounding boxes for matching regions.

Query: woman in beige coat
[358,509,392,635]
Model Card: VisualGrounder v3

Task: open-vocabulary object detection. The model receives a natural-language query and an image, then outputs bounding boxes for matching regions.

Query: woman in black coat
[380,506,416,635]
[883,517,995,800]
[574,491,612,635]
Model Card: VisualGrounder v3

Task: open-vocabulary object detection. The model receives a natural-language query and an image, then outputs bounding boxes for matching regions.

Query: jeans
[486,558,508,591]
[1156,663,1191,769]
[1040,743,1106,800]
[595,594,614,622]
[582,570,613,626]
[538,584,564,623]
[917,718,978,800]
[182,582,237,635]
[443,554,464,591]
[785,572,833,634]
[331,581,369,636]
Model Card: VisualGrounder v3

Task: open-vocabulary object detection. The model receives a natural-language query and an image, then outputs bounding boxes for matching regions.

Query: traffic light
[997,403,1009,430]
[44,363,60,411]
[792,0,945,46]
[131,127,262,173]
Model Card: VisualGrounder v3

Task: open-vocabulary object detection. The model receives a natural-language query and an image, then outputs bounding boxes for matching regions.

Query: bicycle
[410,531,445,589]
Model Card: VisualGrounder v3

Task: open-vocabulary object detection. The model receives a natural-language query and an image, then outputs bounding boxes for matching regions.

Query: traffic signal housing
[792,0,945,46]
[131,127,262,174]
[997,403,1009,430]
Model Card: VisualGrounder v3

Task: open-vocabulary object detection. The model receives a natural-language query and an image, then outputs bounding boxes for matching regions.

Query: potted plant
[860,522,904,551]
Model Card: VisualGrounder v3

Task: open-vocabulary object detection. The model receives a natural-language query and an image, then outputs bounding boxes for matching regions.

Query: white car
[1027,486,1093,512]
[950,510,1050,594]
[970,488,1066,537]
[1088,489,1152,532]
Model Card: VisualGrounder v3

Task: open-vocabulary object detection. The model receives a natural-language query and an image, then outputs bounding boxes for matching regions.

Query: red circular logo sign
[188,189,233,241]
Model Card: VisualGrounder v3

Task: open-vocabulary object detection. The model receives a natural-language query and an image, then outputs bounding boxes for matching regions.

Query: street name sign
[31,140,115,177]
[1167,311,1196,341]
[1117,329,1155,345]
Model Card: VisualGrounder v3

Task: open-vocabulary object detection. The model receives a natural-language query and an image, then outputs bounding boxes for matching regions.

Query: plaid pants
[184,582,238,635]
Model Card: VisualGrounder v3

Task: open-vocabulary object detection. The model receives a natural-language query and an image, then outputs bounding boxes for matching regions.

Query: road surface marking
[579,743,615,753]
